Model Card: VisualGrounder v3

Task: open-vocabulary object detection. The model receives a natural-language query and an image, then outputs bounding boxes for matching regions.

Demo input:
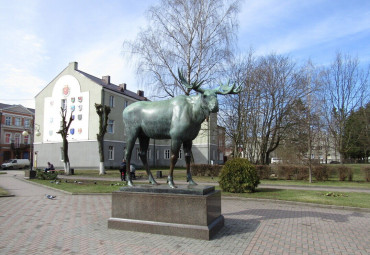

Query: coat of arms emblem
[78,128,82,134]
[71,105,75,112]
[71,97,75,103]
[78,105,83,111]
[70,128,75,135]
[63,85,70,97]
[78,114,82,120]
[78,96,83,103]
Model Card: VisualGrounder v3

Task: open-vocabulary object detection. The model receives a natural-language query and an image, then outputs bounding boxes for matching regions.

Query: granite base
[108,184,224,240]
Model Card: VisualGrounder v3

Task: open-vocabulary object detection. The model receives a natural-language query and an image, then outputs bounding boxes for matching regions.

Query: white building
[34,62,222,169]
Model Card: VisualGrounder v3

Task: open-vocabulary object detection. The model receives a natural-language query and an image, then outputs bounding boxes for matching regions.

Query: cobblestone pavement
[0,172,369,255]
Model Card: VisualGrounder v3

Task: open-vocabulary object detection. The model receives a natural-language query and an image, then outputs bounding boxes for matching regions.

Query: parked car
[1,159,30,170]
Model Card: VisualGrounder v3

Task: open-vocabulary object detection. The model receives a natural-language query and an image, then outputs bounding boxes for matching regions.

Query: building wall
[34,62,223,170]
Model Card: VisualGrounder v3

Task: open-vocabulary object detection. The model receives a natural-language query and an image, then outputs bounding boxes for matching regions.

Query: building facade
[34,62,222,170]
[0,104,35,164]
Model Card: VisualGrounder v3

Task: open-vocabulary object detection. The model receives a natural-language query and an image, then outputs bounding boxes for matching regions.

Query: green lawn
[28,177,370,209]
[221,188,370,209]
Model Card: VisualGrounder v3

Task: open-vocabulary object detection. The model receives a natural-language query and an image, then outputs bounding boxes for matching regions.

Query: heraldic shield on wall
[44,75,89,142]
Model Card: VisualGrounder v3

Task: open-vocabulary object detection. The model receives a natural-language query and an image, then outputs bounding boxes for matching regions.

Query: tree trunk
[99,162,104,175]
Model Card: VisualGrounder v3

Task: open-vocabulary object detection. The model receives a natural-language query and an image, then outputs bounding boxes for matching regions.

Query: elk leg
[183,141,197,185]
[139,135,158,185]
[168,140,181,188]
[125,135,136,187]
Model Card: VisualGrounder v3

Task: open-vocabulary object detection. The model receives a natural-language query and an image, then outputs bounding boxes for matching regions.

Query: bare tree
[95,103,111,175]
[124,0,241,98]
[57,107,74,175]
[220,53,311,165]
[320,52,370,163]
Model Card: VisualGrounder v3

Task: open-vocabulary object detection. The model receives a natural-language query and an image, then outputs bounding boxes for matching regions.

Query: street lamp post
[22,124,41,171]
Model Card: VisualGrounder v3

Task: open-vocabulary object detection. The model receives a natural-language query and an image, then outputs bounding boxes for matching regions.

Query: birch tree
[124,0,241,98]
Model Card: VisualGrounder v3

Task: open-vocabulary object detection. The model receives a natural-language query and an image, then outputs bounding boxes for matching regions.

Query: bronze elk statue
[122,70,241,188]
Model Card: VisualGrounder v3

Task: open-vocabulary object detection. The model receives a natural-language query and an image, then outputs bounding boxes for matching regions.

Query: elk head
[178,69,241,114]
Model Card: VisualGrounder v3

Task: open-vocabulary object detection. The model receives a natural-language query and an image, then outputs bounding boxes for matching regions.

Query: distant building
[34,62,223,169]
[0,103,35,164]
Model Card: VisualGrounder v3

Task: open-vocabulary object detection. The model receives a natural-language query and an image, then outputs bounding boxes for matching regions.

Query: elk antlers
[178,69,205,93]
[178,69,241,95]
[216,81,242,95]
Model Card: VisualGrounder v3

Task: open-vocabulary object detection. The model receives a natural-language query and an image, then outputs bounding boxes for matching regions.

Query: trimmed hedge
[191,164,222,177]
[363,166,370,182]
[276,165,308,180]
[219,158,260,193]
[36,169,58,180]
[255,165,271,179]
[312,165,329,181]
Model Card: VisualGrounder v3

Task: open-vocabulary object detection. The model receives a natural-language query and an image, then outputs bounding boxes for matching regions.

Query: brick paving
[0,171,369,255]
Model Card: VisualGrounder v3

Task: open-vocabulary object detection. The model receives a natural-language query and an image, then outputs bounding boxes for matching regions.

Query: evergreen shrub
[219,158,260,193]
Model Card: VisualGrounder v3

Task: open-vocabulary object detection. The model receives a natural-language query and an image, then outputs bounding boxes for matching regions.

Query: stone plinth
[108,184,224,240]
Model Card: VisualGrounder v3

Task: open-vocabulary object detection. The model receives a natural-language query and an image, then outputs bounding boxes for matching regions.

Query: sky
[0,0,369,108]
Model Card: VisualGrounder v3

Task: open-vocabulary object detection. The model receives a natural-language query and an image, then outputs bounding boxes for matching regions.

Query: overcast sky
[0,0,369,108]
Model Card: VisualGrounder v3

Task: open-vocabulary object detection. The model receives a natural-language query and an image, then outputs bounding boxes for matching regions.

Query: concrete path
[0,171,369,254]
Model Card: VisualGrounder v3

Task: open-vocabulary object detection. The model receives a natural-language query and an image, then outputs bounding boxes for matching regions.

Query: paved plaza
[0,171,369,255]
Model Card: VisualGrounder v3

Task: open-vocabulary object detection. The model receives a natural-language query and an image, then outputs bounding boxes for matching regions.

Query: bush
[337,166,351,181]
[313,165,329,181]
[276,165,308,180]
[191,164,222,177]
[363,166,370,182]
[255,165,271,179]
[218,158,260,193]
[36,169,58,180]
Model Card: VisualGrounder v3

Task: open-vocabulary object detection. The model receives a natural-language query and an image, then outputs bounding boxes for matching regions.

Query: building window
[5,116,11,126]
[15,117,21,127]
[124,101,128,108]
[61,99,67,110]
[24,135,29,145]
[24,119,30,128]
[108,120,114,133]
[108,146,114,160]
[179,149,182,159]
[5,133,11,144]
[14,134,20,147]
[164,149,170,159]
[109,95,114,108]
[156,150,160,160]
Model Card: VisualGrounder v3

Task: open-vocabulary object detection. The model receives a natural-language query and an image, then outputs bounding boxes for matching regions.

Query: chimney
[102,76,110,85]
[69,62,78,70]
[119,83,127,91]
[137,90,144,97]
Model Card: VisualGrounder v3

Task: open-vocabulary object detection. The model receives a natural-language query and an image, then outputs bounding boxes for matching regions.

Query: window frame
[108,146,114,160]
[107,120,114,134]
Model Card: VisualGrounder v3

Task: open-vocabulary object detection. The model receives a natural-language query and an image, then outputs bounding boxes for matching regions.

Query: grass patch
[28,178,370,209]
[222,188,370,209]
[0,186,10,196]
[29,179,130,193]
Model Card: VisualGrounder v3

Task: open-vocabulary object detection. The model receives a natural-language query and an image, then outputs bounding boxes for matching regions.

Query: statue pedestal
[108,184,224,240]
